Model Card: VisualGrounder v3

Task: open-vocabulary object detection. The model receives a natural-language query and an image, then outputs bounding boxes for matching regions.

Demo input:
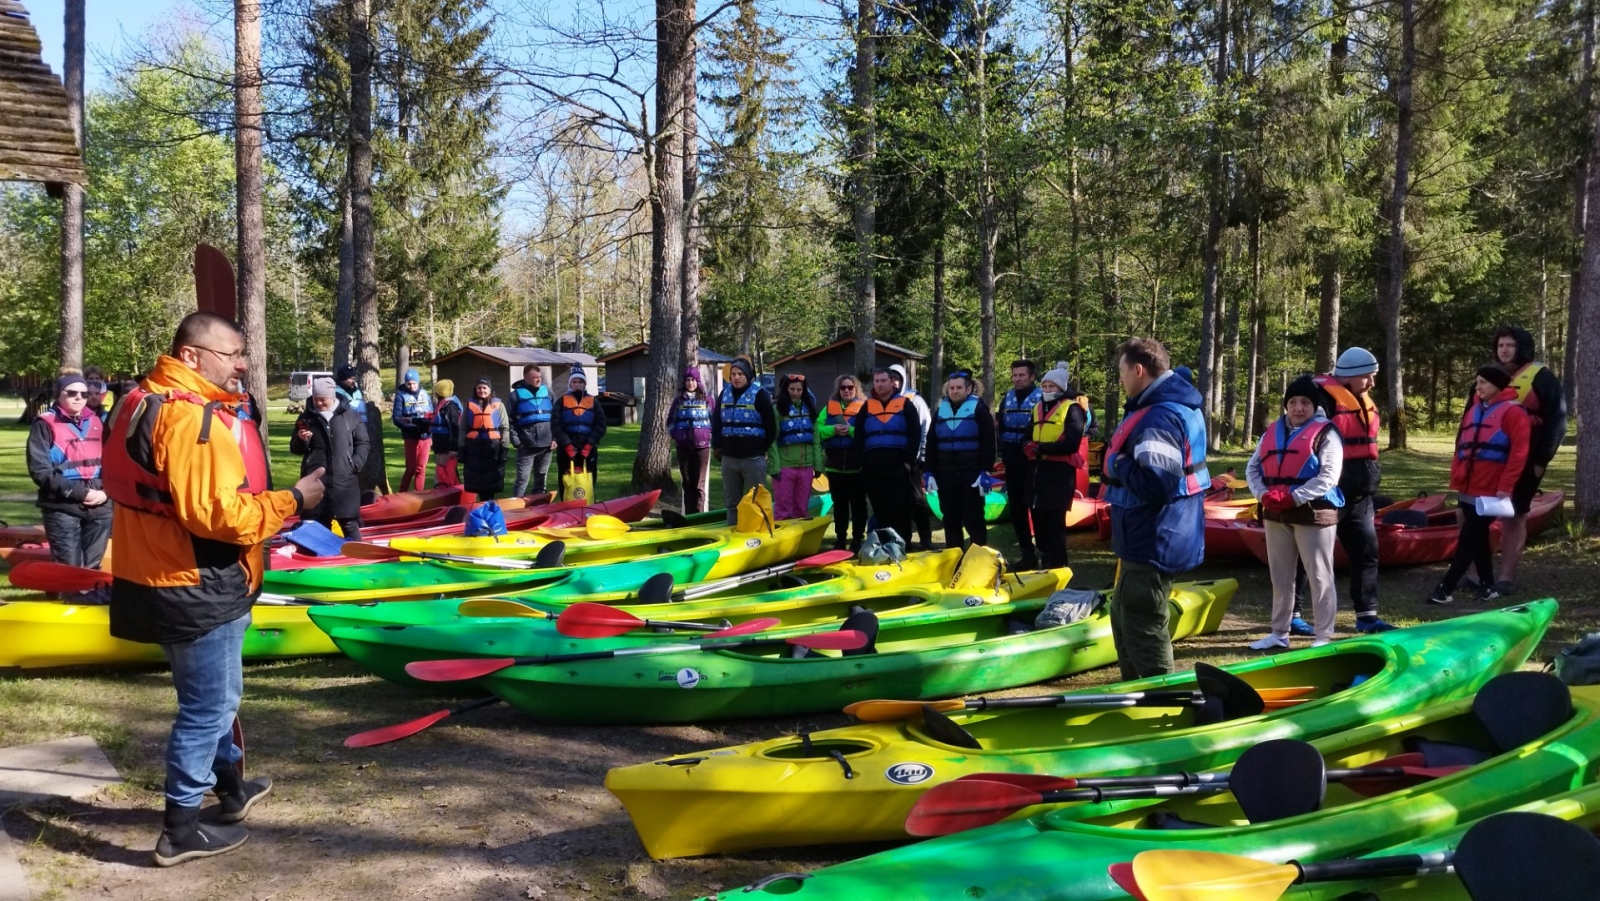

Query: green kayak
[684,670,1598,899]
[466,578,1236,726]
[607,601,1555,858]
[318,566,1069,691]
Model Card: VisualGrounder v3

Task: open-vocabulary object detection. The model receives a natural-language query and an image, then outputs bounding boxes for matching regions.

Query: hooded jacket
[290,400,371,520]
[1451,386,1531,498]
[712,361,777,459]
[1494,327,1568,471]
[1106,371,1209,573]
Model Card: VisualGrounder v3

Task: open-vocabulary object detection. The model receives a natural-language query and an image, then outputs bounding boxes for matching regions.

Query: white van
[288,370,334,410]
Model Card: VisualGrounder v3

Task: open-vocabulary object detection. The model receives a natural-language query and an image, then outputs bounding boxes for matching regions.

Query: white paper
[1474,496,1515,518]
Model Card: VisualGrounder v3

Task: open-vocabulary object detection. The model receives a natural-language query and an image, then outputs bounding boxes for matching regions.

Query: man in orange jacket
[104,312,325,867]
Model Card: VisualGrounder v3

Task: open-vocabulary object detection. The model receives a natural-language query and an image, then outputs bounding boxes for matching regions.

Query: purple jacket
[668,392,716,449]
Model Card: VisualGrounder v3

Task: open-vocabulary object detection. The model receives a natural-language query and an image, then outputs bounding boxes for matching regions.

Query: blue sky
[29,0,181,90]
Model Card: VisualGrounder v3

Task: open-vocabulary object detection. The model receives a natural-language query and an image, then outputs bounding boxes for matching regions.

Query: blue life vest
[1102,401,1210,506]
[934,396,981,455]
[673,396,712,432]
[429,396,460,440]
[999,386,1042,447]
[393,388,432,421]
[337,387,366,418]
[1457,398,1516,465]
[559,394,598,443]
[822,399,862,450]
[41,408,103,481]
[511,384,553,428]
[861,396,912,452]
[1259,417,1344,506]
[719,383,765,439]
[777,400,815,446]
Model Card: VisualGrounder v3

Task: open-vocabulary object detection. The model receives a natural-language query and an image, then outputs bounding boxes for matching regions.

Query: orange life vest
[103,386,269,516]
[464,399,505,441]
[1313,375,1379,461]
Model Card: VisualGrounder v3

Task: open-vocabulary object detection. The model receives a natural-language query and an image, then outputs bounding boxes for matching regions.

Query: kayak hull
[0,603,336,669]
[605,601,1555,858]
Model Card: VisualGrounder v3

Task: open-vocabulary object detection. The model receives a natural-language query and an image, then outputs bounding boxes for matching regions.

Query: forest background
[3,0,1597,512]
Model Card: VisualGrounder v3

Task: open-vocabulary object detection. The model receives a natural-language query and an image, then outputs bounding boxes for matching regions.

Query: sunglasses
[62,389,88,399]
[86,381,106,392]
[839,384,857,391]
[947,370,971,380]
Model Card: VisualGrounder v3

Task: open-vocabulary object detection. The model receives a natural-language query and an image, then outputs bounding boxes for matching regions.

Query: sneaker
[211,765,273,825]
[1355,617,1397,634]
[153,802,248,867]
[1311,639,1332,648]
[1288,617,1315,637]
[1427,585,1453,605]
[1476,583,1505,603]
[1491,581,1515,598]
[1249,635,1290,651]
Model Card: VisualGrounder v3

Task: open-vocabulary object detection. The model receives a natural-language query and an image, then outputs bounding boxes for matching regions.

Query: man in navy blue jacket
[1104,338,1210,681]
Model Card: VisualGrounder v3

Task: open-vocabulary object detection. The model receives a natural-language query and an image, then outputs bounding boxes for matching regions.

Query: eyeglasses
[62,389,88,399]
[190,345,247,363]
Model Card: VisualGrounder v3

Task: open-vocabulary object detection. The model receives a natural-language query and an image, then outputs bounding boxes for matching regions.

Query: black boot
[211,764,273,825]
[153,801,248,867]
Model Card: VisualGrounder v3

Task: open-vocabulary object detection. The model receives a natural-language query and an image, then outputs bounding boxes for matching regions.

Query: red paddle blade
[954,772,1079,791]
[787,629,869,651]
[340,541,403,560]
[795,549,855,568]
[344,708,452,747]
[195,243,237,319]
[9,561,110,593]
[1106,863,1150,901]
[704,617,782,638]
[905,779,1043,837]
[556,602,644,638]
[404,657,514,682]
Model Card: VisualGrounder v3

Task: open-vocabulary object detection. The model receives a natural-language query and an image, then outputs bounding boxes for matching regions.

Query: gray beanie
[1041,362,1070,392]
[312,377,338,399]
[1334,347,1379,377]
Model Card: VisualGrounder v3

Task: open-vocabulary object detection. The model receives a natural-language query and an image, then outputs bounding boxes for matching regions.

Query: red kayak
[0,523,47,549]
[1204,492,1449,563]
[356,492,559,540]
[1236,491,1563,567]
[1095,475,1237,540]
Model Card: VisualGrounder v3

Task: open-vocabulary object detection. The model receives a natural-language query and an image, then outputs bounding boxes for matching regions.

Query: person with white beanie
[553,368,607,499]
[1021,362,1090,570]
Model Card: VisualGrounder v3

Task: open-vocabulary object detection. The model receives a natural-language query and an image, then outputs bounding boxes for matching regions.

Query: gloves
[581,445,592,457]
[923,472,939,493]
[1023,442,1041,460]
[973,472,1002,496]
[565,445,577,458]
[1261,487,1296,512]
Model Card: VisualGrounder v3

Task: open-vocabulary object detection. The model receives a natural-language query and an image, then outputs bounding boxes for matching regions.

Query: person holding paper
[1428,366,1530,605]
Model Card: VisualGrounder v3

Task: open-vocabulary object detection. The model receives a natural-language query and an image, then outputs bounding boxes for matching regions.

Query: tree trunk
[1198,0,1229,435]
[1062,7,1081,362]
[349,0,386,492]
[334,179,354,366]
[236,0,267,415]
[1316,253,1341,373]
[679,24,701,375]
[1099,243,1123,427]
[931,237,946,395]
[1568,0,1595,413]
[58,0,84,372]
[631,0,691,501]
[396,341,411,387]
[1246,240,1267,443]
[974,4,998,399]
[850,0,877,377]
[1379,0,1415,449]
[1576,11,1600,525]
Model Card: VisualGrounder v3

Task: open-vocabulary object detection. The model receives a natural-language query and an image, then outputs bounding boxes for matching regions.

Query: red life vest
[1258,418,1334,488]
[465,399,505,440]
[1313,375,1379,461]
[1102,403,1209,497]
[1456,397,1516,467]
[103,386,269,516]
[40,407,104,481]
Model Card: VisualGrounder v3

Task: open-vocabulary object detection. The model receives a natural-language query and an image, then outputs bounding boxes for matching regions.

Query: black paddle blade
[660,509,689,528]
[534,540,567,568]
[1455,812,1600,901]
[1471,671,1572,753]
[1194,662,1266,721]
[636,571,676,605]
[840,607,880,657]
[922,705,983,750]
[1229,738,1325,824]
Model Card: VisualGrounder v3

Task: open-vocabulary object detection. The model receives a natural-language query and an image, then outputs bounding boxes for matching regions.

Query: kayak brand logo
[963,596,984,607]
[874,571,891,582]
[885,762,934,785]
[674,667,702,689]
[745,538,762,548]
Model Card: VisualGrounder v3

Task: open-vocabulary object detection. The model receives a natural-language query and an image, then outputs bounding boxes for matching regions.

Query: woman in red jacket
[1428,366,1529,605]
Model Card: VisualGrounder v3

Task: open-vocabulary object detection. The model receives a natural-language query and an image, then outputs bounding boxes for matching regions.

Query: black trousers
[1441,502,1495,591]
[1031,506,1069,570]
[936,471,987,550]
[1293,493,1379,617]
[312,514,363,541]
[864,466,915,542]
[827,470,869,549]
[1000,449,1036,563]
[676,445,711,513]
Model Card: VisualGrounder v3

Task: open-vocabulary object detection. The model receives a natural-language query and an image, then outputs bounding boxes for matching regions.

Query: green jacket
[767,400,821,475]
[812,405,860,474]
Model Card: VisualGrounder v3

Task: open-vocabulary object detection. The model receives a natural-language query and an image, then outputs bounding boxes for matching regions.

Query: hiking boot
[153,802,248,867]
[211,765,273,825]
[1355,616,1397,634]
[1427,584,1453,605]
[1289,617,1315,636]
[1249,634,1290,651]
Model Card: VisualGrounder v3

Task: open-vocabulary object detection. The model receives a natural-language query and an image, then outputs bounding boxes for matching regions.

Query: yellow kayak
[0,601,338,669]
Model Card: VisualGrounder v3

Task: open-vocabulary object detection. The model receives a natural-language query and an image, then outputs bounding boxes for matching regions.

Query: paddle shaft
[677,558,810,601]
[1295,851,1454,883]
[1069,765,1445,791]
[965,689,1204,711]
[485,632,849,667]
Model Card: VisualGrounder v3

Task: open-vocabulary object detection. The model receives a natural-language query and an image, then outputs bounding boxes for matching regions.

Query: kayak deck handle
[745,873,812,893]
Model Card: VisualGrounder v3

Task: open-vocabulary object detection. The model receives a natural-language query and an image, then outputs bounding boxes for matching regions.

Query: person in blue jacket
[391,368,434,492]
[509,364,556,497]
[1104,337,1210,681]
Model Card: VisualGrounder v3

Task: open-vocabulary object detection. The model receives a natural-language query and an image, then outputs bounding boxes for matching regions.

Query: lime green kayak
[685,666,1594,899]
[316,565,1071,691]
[263,517,831,602]
[606,601,1555,858]
[468,578,1234,726]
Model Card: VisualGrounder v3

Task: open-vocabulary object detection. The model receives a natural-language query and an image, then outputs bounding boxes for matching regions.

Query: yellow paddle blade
[1132,849,1299,901]
[812,473,831,493]
[1257,686,1317,701]
[844,698,964,722]
[533,526,581,540]
[455,599,549,619]
[582,514,630,541]
[1225,478,1250,491]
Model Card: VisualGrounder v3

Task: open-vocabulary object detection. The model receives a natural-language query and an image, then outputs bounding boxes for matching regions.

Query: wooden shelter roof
[0,1,85,188]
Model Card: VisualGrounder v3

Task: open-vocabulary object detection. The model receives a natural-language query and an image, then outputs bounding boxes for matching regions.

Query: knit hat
[1476,365,1512,391]
[434,378,454,398]
[312,377,338,399]
[729,358,754,382]
[475,376,494,392]
[568,368,587,390]
[683,366,701,381]
[1334,347,1379,377]
[1041,362,1070,392]
[403,368,421,383]
[336,364,359,382]
[1283,374,1322,408]
[55,374,87,395]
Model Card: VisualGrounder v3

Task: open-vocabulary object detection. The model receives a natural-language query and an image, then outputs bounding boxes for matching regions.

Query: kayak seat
[534,540,566,569]
[790,646,823,659]
[778,574,810,589]
[1381,509,1430,529]
[921,705,982,750]
[1371,495,1395,511]
[361,489,378,506]
[441,506,469,526]
[1006,618,1034,635]
[1402,737,1494,768]
[1144,810,1214,830]
[1403,672,1572,767]
[660,509,689,528]
[841,608,880,656]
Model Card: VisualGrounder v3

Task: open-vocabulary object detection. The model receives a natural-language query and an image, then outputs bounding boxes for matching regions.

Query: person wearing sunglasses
[26,373,112,573]
[925,370,996,550]
[816,374,868,551]
[82,364,110,426]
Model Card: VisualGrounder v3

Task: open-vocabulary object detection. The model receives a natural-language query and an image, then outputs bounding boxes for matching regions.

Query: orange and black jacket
[104,356,302,644]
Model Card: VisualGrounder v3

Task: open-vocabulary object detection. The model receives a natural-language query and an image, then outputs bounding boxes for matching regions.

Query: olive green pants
[1110,561,1174,681]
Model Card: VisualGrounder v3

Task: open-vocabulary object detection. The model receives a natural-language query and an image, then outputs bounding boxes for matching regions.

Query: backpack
[464,501,508,538]
[1553,633,1600,686]
[857,527,907,565]
[1035,588,1103,629]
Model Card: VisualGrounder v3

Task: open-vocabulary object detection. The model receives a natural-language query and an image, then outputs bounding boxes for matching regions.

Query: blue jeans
[158,612,249,807]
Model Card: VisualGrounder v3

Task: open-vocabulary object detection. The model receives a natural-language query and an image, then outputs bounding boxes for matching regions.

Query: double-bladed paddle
[843,685,1315,723]
[11,561,332,606]
[555,603,782,638]
[403,628,873,682]
[1123,810,1600,901]
[532,514,630,541]
[343,697,504,748]
[339,540,552,570]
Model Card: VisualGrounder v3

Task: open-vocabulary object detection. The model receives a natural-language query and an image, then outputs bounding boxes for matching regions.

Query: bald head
[171,311,242,358]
